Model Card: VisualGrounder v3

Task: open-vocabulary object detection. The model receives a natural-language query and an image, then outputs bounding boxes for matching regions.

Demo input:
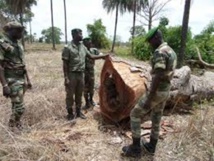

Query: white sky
[29,0,214,42]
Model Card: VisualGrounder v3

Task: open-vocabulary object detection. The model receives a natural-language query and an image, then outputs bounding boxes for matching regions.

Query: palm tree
[127,0,148,54]
[178,0,191,68]
[102,0,130,53]
[5,0,37,48]
[63,0,67,44]
[50,0,56,50]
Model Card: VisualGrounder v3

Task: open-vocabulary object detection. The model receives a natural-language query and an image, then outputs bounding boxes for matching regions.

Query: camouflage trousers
[84,71,95,96]
[9,83,25,122]
[65,72,84,112]
[130,91,169,139]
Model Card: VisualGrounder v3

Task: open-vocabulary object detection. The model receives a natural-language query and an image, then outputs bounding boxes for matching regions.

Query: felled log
[99,57,214,123]
[99,57,148,123]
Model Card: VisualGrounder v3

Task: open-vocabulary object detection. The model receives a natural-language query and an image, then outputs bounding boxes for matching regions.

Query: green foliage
[114,46,131,57]
[41,27,63,44]
[130,25,146,37]
[132,36,151,60]
[87,19,110,49]
[163,26,195,61]
[158,17,169,37]
[0,0,36,23]
[132,23,194,62]
[193,21,214,63]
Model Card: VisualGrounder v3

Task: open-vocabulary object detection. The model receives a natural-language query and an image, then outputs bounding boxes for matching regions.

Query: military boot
[8,116,22,130]
[66,107,74,120]
[122,137,141,157]
[82,94,90,110]
[89,93,96,106]
[8,118,16,128]
[142,136,158,155]
[76,107,86,119]
[15,115,23,130]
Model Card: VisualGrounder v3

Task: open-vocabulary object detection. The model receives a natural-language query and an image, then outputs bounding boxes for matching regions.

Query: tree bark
[63,0,68,44]
[99,57,214,123]
[29,20,32,43]
[178,0,191,68]
[131,0,137,55]
[111,3,119,53]
[50,0,56,50]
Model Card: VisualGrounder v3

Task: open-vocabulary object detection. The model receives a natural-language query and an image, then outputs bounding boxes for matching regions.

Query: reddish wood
[99,57,147,123]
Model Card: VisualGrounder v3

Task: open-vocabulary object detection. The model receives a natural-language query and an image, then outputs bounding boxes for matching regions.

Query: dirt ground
[0,47,213,161]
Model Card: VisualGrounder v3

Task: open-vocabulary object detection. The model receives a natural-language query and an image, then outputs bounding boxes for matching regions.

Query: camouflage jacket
[150,42,177,91]
[0,33,25,83]
[62,41,91,72]
[85,48,100,73]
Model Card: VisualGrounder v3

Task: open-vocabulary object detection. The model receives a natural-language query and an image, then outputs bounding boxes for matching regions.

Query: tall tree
[50,0,55,50]
[24,11,34,43]
[138,0,171,30]
[63,0,67,44]
[178,0,191,68]
[4,0,37,48]
[127,0,148,54]
[102,0,130,53]
[87,19,110,49]
[41,27,63,44]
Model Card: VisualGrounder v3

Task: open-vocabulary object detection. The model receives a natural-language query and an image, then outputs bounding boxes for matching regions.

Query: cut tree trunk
[99,57,214,123]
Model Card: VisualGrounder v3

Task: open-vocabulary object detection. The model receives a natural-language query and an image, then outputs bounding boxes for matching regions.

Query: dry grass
[0,44,213,161]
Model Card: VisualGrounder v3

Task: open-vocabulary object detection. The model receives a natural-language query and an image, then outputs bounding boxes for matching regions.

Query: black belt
[71,71,84,73]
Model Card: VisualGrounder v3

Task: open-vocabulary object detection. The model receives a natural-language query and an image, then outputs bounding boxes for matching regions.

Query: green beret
[145,27,158,41]
[83,37,91,42]
[71,28,82,35]
[3,21,24,31]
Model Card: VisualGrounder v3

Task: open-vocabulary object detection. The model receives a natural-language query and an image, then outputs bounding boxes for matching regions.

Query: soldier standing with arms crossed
[0,21,32,129]
[122,27,177,157]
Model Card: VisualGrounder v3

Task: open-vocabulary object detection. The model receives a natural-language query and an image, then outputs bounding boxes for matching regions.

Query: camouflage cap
[145,27,158,41]
[3,21,24,31]
[71,28,82,35]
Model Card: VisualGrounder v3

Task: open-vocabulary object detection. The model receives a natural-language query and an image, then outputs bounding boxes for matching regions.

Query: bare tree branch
[196,47,214,68]
[138,0,171,29]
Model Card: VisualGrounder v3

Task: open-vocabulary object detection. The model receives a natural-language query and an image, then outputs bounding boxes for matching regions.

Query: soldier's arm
[24,68,32,89]
[0,61,7,87]
[63,60,69,79]
[149,69,165,95]
[62,46,70,86]
[149,52,167,96]
[87,53,109,60]
[0,45,7,87]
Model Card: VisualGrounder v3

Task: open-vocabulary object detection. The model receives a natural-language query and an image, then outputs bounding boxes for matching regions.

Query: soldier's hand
[104,54,111,60]
[3,85,11,98]
[64,77,70,86]
[27,82,32,89]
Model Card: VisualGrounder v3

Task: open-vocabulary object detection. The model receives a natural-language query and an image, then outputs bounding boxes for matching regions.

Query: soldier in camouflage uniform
[82,37,102,110]
[0,21,32,129]
[62,29,108,120]
[122,27,177,157]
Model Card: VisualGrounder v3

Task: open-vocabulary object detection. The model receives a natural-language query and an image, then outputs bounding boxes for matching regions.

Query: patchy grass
[0,44,213,161]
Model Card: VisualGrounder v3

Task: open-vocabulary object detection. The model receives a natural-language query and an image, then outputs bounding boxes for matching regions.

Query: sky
[29,0,214,42]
